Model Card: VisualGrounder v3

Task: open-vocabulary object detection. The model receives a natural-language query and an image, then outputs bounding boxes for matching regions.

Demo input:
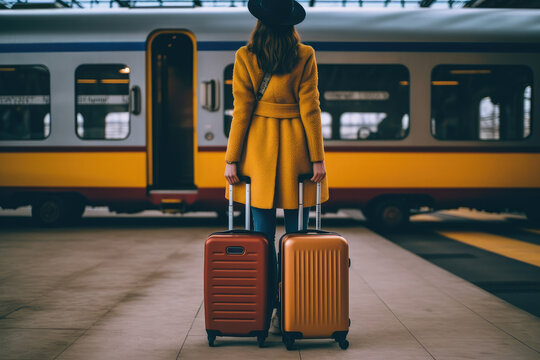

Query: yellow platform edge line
[522,228,540,235]
[410,214,443,222]
[437,231,540,268]
[440,209,512,221]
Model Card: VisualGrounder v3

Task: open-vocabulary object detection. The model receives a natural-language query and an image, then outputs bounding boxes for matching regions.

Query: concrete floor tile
[0,329,83,360]
[297,338,433,360]
[179,334,300,360]
[56,329,186,360]
[420,336,540,360]
[0,305,103,330]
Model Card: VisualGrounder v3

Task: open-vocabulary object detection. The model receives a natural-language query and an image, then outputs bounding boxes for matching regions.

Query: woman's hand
[225,163,240,185]
[311,161,326,183]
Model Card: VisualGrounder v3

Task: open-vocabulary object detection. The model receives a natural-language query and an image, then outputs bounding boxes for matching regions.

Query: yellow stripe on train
[0,152,146,187]
[197,152,540,188]
[2,151,539,190]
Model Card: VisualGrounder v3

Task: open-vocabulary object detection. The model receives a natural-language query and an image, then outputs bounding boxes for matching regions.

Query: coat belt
[253,100,300,119]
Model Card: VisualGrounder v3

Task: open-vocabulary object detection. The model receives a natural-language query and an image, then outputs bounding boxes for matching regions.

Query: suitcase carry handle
[298,173,322,231]
[229,175,251,231]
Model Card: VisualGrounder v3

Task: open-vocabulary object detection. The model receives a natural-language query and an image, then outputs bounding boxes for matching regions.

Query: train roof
[1,7,540,44]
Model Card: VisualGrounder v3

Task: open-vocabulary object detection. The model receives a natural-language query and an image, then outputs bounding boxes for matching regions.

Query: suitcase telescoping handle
[298,174,322,231]
[228,175,251,231]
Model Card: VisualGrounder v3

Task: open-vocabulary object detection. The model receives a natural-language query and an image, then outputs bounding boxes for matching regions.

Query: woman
[224,0,329,333]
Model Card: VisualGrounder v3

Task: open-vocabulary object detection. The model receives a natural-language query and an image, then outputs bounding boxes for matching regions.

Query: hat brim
[248,0,306,26]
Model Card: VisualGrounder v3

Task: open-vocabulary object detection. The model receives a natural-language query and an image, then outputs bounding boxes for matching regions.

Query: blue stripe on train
[0,42,146,52]
[200,41,540,53]
[1,41,539,53]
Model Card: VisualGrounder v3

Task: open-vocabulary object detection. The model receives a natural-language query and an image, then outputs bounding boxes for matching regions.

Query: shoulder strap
[255,72,272,101]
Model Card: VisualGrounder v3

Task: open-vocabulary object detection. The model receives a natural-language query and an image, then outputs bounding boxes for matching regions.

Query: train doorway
[147,31,195,190]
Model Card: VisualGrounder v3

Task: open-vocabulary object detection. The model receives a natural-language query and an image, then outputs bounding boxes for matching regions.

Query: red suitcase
[204,176,270,347]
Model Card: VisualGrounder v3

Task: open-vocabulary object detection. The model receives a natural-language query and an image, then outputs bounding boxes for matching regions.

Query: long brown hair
[247,21,300,74]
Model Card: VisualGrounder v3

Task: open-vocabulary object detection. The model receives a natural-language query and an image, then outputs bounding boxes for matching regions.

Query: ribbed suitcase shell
[204,231,268,337]
[280,232,349,339]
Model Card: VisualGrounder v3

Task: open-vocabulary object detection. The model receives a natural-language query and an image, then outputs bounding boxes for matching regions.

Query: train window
[75,64,130,140]
[319,64,410,140]
[524,86,532,138]
[338,112,410,140]
[223,63,410,140]
[431,65,533,141]
[224,64,234,137]
[0,65,50,140]
[321,112,332,139]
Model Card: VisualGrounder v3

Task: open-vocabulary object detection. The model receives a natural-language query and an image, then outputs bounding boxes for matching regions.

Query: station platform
[1,210,539,359]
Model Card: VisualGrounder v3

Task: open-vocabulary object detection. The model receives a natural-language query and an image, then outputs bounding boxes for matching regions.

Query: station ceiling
[2,0,540,9]
[464,0,540,8]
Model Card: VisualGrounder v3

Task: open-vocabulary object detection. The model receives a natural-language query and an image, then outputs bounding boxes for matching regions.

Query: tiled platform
[0,212,539,359]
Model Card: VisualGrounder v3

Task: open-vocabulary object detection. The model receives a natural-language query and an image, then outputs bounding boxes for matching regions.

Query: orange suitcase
[204,176,270,347]
[279,175,350,350]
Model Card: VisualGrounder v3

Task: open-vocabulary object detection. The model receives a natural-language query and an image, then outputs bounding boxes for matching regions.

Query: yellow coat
[225,43,329,209]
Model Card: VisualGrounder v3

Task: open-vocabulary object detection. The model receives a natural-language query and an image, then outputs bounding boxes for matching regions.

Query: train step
[160,199,187,214]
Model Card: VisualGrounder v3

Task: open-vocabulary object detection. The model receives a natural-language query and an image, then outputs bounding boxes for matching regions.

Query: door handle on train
[201,79,220,112]
[130,85,141,115]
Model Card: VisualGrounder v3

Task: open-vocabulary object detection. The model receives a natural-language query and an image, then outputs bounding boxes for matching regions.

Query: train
[1,6,539,228]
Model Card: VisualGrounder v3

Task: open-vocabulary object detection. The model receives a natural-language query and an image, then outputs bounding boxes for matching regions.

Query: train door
[147,31,195,190]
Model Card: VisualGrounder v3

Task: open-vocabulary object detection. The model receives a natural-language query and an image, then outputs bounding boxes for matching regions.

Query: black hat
[248,0,306,26]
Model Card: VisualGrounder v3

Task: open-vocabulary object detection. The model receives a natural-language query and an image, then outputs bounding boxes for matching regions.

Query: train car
[1,7,539,227]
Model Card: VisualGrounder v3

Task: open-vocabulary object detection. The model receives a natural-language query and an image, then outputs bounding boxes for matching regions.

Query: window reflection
[321,111,332,140]
[524,86,531,138]
[340,112,386,140]
[479,97,500,140]
[223,64,234,137]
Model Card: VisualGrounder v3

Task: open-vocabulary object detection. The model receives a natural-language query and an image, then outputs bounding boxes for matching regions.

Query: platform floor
[1,211,539,359]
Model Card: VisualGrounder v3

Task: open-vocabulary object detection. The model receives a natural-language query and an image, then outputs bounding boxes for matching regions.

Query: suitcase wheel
[334,332,349,350]
[257,334,266,348]
[283,334,295,350]
[338,339,349,350]
[207,333,216,347]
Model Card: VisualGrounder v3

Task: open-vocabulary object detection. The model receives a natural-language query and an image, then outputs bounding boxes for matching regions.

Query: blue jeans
[251,207,310,312]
